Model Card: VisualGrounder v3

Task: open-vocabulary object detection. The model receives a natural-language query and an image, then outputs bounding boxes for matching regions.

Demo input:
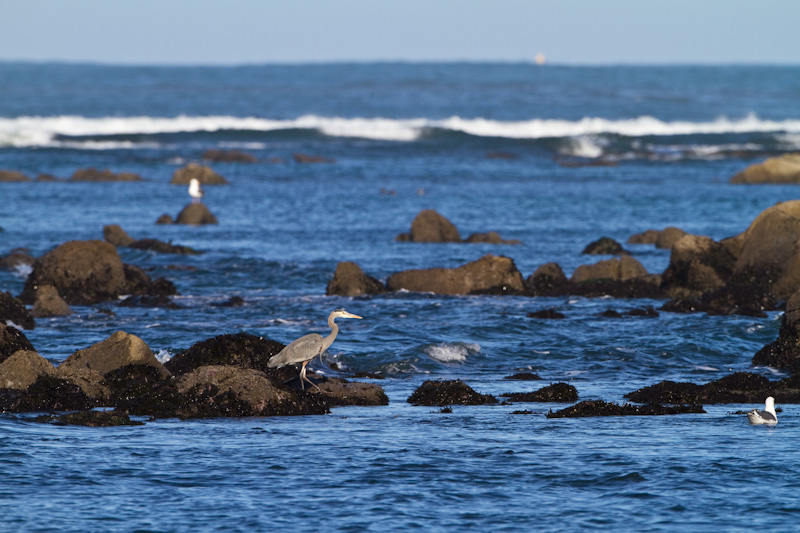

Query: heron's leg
[300,361,321,392]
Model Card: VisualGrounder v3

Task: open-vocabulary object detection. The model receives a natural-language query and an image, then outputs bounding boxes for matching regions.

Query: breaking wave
[2,113,800,147]
[425,342,481,363]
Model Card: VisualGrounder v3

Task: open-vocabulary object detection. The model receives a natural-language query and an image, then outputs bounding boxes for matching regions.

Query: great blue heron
[268,309,362,390]
[747,396,778,425]
[188,178,204,203]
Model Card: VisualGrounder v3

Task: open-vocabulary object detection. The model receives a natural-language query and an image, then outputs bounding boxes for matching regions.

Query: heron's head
[332,309,362,320]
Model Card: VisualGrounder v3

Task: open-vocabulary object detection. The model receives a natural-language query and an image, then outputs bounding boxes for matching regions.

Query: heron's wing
[268,333,324,368]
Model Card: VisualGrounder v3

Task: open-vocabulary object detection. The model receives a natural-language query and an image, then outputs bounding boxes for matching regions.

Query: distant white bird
[747,396,778,425]
[188,178,204,203]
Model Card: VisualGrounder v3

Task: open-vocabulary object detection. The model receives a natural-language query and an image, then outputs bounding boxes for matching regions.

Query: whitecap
[425,342,480,363]
[693,365,719,371]
[13,263,33,279]
[155,349,172,363]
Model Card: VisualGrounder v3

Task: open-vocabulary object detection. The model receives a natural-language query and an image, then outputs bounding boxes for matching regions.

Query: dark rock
[118,294,181,309]
[655,227,689,249]
[202,149,257,163]
[407,379,498,406]
[315,377,389,406]
[211,296,245,307]
[486,151,518,159]
[0,170,31,182]
[504,382,578,402]
[400,209,461,243]
[351,371,386,379]
[624,372,800,404]
[546,400,705,418]
[293,153,334,164]
[0,350,56,389]
[19,240,128,305]
[59,331,170,378]
[0,291,35,329]
[326,261,386,296]
[386,254,525,295]
[599,309,623,318]
[571,256,649,283]
[164,333,286,375]
[35,173,60,182]
[503,372,542,381]
[525,262,569,295]
[661,235,735,298]
[0,324,36,364]
[103,224,136,247]
[527,309,565,319]
[31,285,74,318]
[582,237,628,255]
[129,238,200,255]
[175,203,219,225]
[69,167,142,182]
[0,375,94,412]
[464,231,521,245]
[627,229,661,245]
[105,365,185,417]
[156,214,174,225]
[170,163,228,185]
[34,410,144,427]
[625,306,660,318]
[753,293,800,373]
[175,365,330,418]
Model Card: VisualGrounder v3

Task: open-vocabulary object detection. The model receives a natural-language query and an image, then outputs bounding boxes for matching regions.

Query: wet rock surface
[582,237,628,255]
[407,379,498,406]
[0,324,36,363]
[503,382,578,402]
[326,261,386,296]
[386,254,525,295]
[547,400,705,418]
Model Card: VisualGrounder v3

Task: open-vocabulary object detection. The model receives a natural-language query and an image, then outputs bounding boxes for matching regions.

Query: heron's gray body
[267,309,362,390]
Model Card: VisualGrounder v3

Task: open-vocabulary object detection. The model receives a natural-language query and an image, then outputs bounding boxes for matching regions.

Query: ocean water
[1,62,800,531]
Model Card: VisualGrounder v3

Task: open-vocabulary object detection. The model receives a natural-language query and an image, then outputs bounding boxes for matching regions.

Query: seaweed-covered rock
[56,366,111,402]
[19,240,128,305]
[176,365,330,417]
[752,291,800,373]
[0,375,94,412]
[315,377,389,406]
[0,350,56,390]
[581,237,628,255]
[104,365,185,417]
[624,372,800,404]
[503,372,542,381]
[0,291,35,329]
[386,254,525,295]
[546,400,705,418]
[34,410,144,427]
[407,379,498,406]
[164,333,286,375]
[325,261,385,296]
[504,382,578,402]
[170,163,228,185]
[0,324,35,364]
[59,331,170,378]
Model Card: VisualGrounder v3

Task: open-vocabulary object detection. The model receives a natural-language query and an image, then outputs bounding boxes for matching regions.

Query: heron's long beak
[343,312,362,319]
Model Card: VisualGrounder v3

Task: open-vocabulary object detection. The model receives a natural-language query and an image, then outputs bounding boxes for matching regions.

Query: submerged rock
[202,149,257,163]
[293,153,335,164]
[34,410,144,427]
[503,382,578,402]
[464,231,521,245]
[407,379,498,406]
[386,254,525,295]
[527,309,566,319]
[503,372,542,381]
[0,169,31,182]
[546,400,705,418]
[326,261,386,297]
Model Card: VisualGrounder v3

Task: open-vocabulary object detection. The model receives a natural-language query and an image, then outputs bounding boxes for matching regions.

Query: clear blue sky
[1,0,798,65]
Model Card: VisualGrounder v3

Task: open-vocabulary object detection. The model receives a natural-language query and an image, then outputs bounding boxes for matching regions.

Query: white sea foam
[155,349,172,363]
[425,342,481,363]
[2,113,800,147]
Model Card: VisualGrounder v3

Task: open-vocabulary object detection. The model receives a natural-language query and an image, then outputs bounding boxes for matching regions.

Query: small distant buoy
[535,53,546,65]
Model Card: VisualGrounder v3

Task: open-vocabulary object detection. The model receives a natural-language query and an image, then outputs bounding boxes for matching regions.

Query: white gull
[747,396,778,425]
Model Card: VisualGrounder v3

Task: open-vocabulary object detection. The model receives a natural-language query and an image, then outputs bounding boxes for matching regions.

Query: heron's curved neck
[322,314,339,352]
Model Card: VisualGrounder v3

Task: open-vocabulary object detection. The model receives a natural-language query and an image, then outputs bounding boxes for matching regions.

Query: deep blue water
[2,62,800,531]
